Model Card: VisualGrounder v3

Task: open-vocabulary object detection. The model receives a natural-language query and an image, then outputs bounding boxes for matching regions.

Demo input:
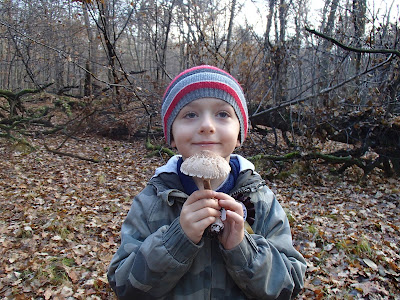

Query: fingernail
[221,208,226,221]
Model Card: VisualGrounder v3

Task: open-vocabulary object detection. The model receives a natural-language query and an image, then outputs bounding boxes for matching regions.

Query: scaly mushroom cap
[180,150,231,180]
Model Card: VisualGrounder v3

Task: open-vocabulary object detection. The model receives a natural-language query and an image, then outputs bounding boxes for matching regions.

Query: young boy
[107,65,306,299]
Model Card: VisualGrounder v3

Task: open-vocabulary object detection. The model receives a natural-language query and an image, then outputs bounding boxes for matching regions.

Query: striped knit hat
[161,65,248,146]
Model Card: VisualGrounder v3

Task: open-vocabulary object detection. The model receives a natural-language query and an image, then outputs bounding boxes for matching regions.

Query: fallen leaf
[363,258,378,270]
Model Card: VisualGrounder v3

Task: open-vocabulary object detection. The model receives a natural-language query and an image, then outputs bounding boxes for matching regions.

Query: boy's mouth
[193,142,218,147]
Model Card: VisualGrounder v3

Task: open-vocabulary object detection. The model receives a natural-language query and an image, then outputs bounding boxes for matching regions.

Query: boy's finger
[225,209,245,223]
[187,198,220,212]
[213,192,234,200]
[195,207,222,221]
[218,199,243,217]
[185,190,217,204]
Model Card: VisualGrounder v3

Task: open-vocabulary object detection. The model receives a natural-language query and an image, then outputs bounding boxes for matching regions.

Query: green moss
[284,209,295,225]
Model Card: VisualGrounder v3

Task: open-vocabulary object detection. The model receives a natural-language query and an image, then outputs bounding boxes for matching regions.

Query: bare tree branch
[305,26,400,57]
[250,54,393,118]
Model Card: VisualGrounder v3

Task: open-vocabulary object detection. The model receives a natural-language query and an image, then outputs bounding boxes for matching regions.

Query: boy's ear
[236,139,241,147]
[171,139,176,148]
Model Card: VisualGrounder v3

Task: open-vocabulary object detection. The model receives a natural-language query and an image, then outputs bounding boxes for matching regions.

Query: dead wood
[43,143,100,163]
[250,107,400,177]
[0,83,54,117]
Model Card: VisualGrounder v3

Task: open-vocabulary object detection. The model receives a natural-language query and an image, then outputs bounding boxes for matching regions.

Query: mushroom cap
[180,150,231,179]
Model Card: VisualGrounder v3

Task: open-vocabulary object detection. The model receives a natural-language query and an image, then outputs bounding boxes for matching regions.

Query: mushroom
[180,150,231,234]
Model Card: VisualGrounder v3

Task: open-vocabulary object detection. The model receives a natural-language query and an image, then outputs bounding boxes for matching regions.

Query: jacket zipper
[230,181,265,198]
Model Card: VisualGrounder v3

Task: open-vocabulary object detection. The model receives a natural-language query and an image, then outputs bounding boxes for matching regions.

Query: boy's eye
[217,111,230,118]
[183,112,197,118]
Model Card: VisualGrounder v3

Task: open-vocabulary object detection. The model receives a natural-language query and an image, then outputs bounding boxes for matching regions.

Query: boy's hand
[217,193,245,250]
[180,190,221,244]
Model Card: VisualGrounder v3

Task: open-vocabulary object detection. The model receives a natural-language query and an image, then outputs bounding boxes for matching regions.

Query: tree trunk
[320,0,339,107]
[225,0,237,72]
[352,0,367,104]
[82,3,95,97]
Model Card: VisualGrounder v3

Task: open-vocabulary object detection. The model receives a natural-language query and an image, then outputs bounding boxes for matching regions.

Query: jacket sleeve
[107,186,202,299]
[220,186,306,299]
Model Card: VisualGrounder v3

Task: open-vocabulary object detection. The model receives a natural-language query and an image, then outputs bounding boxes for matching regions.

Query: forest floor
[0,134,399,299]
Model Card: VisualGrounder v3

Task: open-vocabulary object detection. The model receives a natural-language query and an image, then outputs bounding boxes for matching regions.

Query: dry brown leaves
[0,136,164,299]
[0,135,399,299]
[274,165,400,299]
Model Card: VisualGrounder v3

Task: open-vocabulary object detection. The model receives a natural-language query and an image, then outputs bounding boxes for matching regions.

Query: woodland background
[0,0,399,299]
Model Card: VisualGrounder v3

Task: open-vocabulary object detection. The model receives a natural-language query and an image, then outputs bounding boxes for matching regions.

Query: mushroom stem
[202,178,225,235]
[203,179,212,190]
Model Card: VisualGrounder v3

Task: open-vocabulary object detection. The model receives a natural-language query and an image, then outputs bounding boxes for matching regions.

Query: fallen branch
[249,152,302,161]
[0,83,54,117]
[249,151,357,164]
[0,82,54,101]
[43,143,100,163]
[248,151,392,178]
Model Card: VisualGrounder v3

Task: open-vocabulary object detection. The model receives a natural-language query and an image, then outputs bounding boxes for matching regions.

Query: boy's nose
[199,115,215,133]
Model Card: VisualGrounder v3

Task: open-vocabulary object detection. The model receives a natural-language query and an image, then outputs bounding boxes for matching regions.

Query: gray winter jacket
[107,155,306,299]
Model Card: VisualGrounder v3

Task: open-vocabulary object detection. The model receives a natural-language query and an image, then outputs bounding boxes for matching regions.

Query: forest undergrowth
[0,134,399,299]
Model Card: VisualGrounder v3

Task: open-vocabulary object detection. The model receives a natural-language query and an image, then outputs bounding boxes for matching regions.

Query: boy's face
[171,98,241,162]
